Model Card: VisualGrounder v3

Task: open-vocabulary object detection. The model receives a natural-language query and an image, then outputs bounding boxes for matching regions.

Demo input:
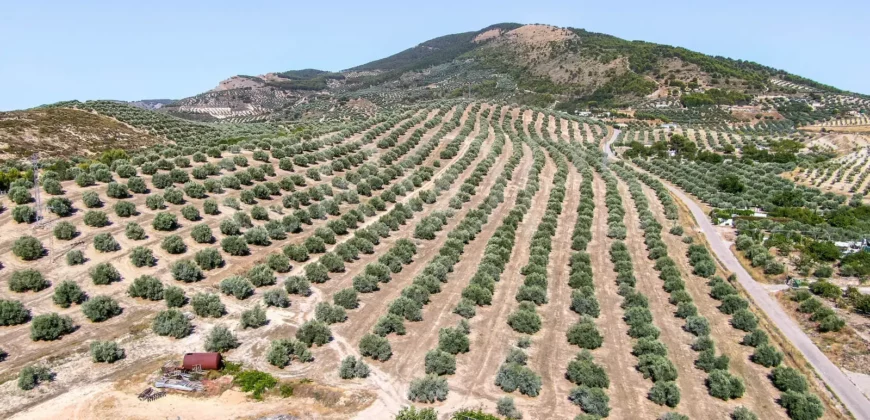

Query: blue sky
[2,0,867,111]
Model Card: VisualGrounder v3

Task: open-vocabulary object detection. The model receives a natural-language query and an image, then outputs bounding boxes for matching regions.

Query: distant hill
[158,23,860,121]
[0,107,164,160]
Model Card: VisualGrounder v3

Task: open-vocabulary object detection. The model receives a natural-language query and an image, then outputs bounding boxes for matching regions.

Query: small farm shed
[182,352,222,370]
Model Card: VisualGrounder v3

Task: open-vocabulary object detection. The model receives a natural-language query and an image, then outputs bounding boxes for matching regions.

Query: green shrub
[191,293,225,317]
[658,414,689,420]
[565,350,609,388]
[53,221,78,240]
[90,340,125,363]
[333,288,359,309]
[152,212,178,231]
[296,320,332,346]
[82,191,102,208]
[424,349,456,375]
[779,390,824,420]
[267,253,291,273]
[130,246,155,267]
[114,201,136,217]
[83,210,109,227]
[636,354,678,382]
[164,286,186,308]
[52,281,86,315]
[194,247,224,270]
[17,365,53,390]
[305,263,330,284]
[438,327,469,354]
[240,304,268,329]
[692,336,714,352]
[771,366,808,393]
[263,289,289,308]
[566,318,603,349]
[818,315,846,332]
[395,406,437,420]
[648,380,681,407]
[30,313,75,341]
[46,197,72,216]
[706,369,745,400]
[0,299,31,325]
[222,235,250,256]
[284,276,312,296]
[284,244,309,262]
[730,407,758,420]
[359,333,392,361]
[507,306,541,334]
[171,260,204,282]
[161,234,187,254]
[695,349,730,373]
[731,309,758,331]
[13,236,44,260]
[496,396,523,419]
[407,374,449,403]
[267,338,313,368]
[373,313,405,336]
[453,298,476,318]
[752,344,783,367]
[82,295,122,322]
[125,222,146,240]
[568,385,610,416]
[320,252,346,273]
[128,275,163,300]
[203,199,219,215]
[153,309,192,338]
[9,186,32,204]
[92,233,120,253]
[684,315,710,336]
[190,224,214,244]
[798,297,823,313]
[66,249,85,265]
[11,205,36,223]
[205,326,239,352]
[221,276,254,300]
[812,265,833,279]
[339,356,370,379]
[247,264,276,287]
[10,269,50,292]
[145,194,164,210]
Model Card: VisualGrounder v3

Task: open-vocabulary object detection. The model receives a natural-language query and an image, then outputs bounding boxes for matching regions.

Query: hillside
[0,107,164,160]
[159,23,863,123]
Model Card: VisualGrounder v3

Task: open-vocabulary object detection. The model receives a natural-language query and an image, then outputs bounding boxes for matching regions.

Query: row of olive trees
[631,164,820,419]
[603,167,683,413]
[617,164,745,407]
[402,107,532,403]
[0,105,444,380]
[532,111,613,418]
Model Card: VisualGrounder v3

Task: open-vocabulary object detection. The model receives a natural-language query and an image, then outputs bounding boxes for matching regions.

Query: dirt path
[589,172,662,419]
[447,147,555,415]
[526,159,580,418]
[616,178,727,418]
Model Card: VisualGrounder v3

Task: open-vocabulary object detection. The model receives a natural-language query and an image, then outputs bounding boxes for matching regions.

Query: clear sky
[2,0,867,111]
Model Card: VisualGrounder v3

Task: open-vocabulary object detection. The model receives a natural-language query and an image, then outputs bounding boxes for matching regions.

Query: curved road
[604,129,870,420]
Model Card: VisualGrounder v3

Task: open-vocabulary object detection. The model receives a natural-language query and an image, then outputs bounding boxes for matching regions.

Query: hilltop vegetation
[127,23,865,124]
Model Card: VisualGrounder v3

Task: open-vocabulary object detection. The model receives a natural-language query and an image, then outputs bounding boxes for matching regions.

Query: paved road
[604,130,870,420]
